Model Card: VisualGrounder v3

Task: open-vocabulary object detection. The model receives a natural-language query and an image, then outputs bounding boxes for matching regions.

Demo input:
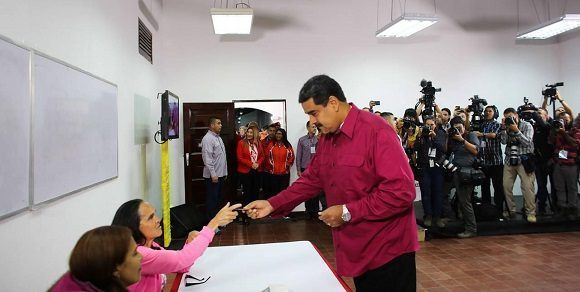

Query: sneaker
[526,214,537,223]
[435,218,446,228]
[503,210,516,220]
[423,215,432,227]
[457,231,477,239]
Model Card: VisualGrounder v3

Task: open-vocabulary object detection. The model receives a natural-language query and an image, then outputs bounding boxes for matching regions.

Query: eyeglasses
[184,274,211,287]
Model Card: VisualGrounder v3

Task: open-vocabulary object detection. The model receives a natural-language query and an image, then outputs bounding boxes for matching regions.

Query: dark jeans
[354,252,416,292]
[535,159,555,210]
[441,176,455,218]
[482,164,505,213]
[204,177,224,221]
[419,167,444,217]
[269,173,290,199]
[239,170,259,205]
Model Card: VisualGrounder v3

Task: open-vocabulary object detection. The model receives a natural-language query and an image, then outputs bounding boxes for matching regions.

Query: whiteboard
[0,37,31,218]
[32,54,118,204]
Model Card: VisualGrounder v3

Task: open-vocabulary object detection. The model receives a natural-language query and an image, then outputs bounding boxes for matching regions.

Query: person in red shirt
[550,112,579,220]
[237,126,264,207]
[265,128,295,199]
[260,123,278,198]
[245,75,419,291]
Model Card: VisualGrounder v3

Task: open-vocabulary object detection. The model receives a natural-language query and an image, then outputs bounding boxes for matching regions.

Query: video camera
[542,82,564,99]
[419,79,441,118]
[467,95,487,131]
[517,97,539,124]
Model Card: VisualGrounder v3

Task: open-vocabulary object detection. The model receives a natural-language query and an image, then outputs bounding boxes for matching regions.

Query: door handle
[185,153,190,166]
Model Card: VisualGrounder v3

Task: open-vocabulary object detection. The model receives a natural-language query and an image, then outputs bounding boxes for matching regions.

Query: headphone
[487,105,499,120]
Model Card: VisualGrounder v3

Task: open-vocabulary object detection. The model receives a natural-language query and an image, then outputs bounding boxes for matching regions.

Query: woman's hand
[207,202,242,231]
[185,231,199,244]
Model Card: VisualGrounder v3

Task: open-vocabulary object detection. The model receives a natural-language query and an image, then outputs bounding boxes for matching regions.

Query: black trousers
[481,164,505,213]
[239,170,259,205]
[354,252,416,292]
[268,173,290,199]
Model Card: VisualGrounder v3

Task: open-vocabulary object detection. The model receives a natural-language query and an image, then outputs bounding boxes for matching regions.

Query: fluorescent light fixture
[376,13,438,38]
[517,14,580,39]
[210,8,253,35]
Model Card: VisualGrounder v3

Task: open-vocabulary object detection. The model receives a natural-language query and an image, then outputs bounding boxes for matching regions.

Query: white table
[174,241,350,292]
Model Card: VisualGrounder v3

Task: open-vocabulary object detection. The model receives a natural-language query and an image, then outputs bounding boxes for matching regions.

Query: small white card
[559,149,569,159]
[310,146,316,154]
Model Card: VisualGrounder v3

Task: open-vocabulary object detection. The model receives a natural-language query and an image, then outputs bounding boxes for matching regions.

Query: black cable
[154,130,167,145]
[235,2,251,8]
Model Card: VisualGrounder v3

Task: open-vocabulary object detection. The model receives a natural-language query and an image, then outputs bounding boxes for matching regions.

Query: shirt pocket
[337,154,364,167]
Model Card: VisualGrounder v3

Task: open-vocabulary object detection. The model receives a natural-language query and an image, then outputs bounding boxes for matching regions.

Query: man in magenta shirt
[245,75,419,291]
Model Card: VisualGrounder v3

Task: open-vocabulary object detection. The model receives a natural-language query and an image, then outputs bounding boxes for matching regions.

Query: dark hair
[306,121,311,127]
[380,112,390,118]
[441,108,451,116]
[503,107,517,115]
[404,108,417,119]
[450,116,464,126]
[423,115,435,122]
[298,75,347,106]
[69,226,133,291]
[208,116,220,126]
[275,128,292,148]
[112,199,146,245]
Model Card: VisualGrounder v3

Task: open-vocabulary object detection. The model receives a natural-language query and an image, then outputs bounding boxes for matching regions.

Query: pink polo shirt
[128,226,215,292]
[268,104,419,277]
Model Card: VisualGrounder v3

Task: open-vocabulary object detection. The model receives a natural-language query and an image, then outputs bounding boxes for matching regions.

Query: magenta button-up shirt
[268,104,419,277]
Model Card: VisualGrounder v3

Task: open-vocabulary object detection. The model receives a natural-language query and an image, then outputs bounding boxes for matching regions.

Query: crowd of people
[365,92,579,239]
[48,74,578,291]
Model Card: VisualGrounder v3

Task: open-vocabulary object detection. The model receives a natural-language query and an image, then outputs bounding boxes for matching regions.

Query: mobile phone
[372,100,381,105]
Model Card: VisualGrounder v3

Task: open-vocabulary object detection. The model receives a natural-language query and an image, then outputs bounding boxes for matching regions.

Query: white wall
[160,0,566,201]
[0,0,164,290]
[558,1,580,112]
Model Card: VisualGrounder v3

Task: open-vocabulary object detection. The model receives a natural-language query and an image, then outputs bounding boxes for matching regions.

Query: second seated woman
[112,199,240,291]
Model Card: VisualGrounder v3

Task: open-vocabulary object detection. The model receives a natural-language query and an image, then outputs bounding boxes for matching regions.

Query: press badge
[428,148,436,158]
[310,146,316,154]
[480,141,486,148]
[559,149,568,159]
[429,159,435,168]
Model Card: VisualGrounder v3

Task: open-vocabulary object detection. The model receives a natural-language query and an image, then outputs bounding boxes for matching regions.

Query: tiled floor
[210,217,580,291]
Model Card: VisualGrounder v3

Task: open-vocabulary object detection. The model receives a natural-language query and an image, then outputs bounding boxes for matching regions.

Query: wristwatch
[341,205,351,222]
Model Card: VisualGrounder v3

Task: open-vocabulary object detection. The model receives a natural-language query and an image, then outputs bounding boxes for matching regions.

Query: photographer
[500,108,536,223]
[473,106,505,214]
[523,107,554,215]
[448,116,479,238]
[414,116,447,228]
[542,91,574,118]
[549,112,579,220]
[397,108,421,154]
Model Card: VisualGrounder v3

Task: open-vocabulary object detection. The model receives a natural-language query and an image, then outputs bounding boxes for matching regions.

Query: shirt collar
[338,103,358,139]
[209,130,220,137]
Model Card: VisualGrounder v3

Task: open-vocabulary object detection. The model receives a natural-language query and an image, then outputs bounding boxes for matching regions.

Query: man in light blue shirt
[201,117,228,220]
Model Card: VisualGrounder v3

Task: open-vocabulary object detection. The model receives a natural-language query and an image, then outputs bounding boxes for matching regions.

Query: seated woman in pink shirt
[112,199,240,292]
[51,225,142,292]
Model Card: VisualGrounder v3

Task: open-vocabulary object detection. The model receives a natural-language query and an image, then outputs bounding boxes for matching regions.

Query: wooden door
[183,103,236,210]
